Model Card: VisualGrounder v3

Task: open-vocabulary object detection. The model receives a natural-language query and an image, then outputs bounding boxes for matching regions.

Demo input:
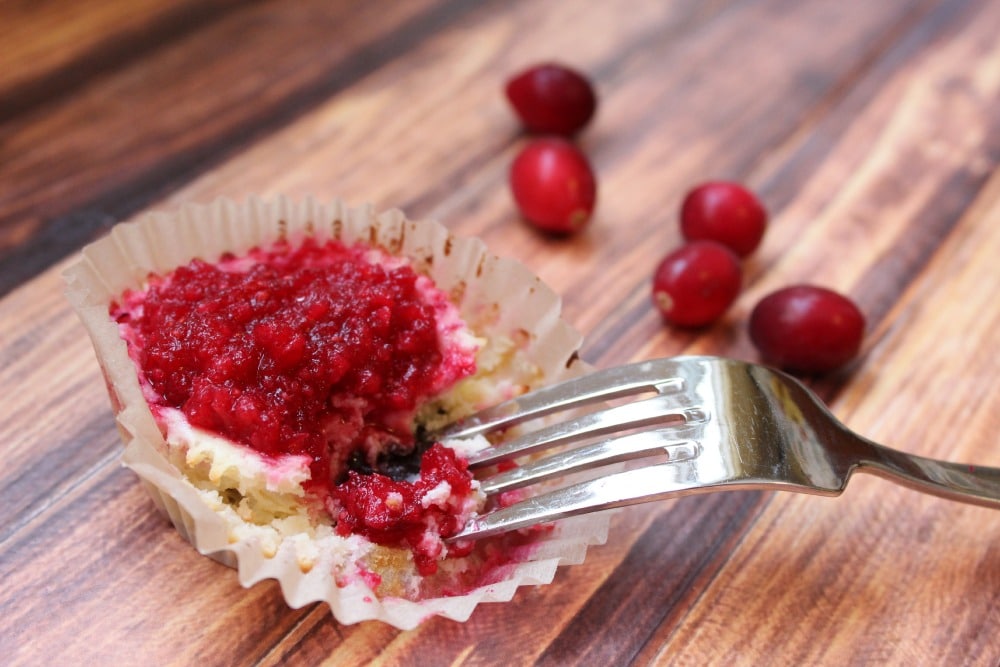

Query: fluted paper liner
[64,196,610,629]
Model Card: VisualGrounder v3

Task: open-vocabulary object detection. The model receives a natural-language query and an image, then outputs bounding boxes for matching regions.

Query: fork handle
[857,441,1000,509]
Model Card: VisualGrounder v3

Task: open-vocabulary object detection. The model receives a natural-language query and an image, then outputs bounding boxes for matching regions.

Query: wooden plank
[0,0,254,122]
[133,0,998,663]
[1,0,998,663]
[0,0,715,549]
[150,0,940,367]
[0,269,120,541]
[647,167,1000,666]
[583,0,983,368]
[0,0,468,295]
[0,462,321,666]
[0,3,708,655]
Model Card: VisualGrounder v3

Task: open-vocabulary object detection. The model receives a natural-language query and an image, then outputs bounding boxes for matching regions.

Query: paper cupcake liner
[64,196,611,629]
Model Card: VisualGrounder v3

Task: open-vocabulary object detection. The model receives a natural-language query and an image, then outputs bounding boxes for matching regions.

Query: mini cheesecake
[66,198,605,625]
[110,237,525,577]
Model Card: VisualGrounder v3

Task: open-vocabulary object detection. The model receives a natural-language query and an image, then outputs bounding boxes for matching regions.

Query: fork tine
[480,425,704,495]
[449,461,718,542]
[466,393,707,468]
[432,357,691,441]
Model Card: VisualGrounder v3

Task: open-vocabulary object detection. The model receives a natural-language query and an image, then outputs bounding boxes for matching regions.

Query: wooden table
[2,1,998,664]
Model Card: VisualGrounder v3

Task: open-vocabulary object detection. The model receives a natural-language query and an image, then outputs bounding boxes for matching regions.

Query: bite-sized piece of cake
[64,197,609,628]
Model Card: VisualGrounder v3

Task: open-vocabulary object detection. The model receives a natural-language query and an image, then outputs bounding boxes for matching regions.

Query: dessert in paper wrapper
[64,196,610,628]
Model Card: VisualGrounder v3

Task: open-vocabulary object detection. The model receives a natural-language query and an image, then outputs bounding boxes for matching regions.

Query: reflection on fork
[427,356,1000,541]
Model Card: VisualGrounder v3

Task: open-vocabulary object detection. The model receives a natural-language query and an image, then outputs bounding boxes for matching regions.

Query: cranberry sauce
[113,239,477,505]
[334,443,476,575]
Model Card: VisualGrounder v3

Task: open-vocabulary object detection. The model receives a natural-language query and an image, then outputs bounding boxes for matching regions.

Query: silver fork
[433,355,1000,541]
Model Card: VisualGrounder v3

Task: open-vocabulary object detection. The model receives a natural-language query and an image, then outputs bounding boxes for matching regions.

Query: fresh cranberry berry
[680,182,768,257]
[651,241,742,327]
[510,138,597,234]
[505,62,597,136]
[749,285,865,373]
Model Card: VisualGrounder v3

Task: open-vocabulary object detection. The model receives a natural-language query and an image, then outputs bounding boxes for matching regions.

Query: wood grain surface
[1,1,998,665]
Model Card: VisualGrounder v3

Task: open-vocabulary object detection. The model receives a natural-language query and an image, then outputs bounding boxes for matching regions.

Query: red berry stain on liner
[113,239,479,567]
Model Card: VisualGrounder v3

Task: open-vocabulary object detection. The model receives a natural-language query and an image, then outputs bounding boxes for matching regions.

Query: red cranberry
[510,138,597,234]
[680,182,768,257]
[749,285,865,373]
[505,63,597,136]
[651,241,742,327]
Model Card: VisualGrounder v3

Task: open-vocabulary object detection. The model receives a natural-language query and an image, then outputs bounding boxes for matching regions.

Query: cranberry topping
[114,239,476,499]
[334,443,475,575]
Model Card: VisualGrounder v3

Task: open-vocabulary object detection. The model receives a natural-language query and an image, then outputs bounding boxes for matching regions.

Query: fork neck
[772,374,1000,508]
[852,439,1000,509]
